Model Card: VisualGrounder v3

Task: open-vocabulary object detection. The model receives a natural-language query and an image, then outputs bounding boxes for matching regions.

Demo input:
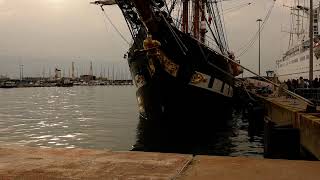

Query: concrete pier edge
[254,95,320,159]
[0,145,319,179]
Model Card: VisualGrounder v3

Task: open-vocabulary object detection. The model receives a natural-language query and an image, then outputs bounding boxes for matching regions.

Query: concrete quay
[253,95,320,159]
[0,146,319,179]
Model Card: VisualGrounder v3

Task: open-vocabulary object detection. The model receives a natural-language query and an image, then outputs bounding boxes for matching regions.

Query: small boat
[56,78,74,87]
[0,81,17,88]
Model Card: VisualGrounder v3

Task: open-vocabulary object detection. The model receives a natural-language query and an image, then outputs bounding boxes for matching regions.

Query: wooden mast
[193,0,200,39]
[182,0,189,33]
[200,1,206,42]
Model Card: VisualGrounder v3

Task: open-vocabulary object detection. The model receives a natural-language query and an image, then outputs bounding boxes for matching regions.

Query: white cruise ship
[276,2,320,81]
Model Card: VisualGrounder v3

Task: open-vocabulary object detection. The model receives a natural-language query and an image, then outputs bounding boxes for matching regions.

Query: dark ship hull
[134,73,233,122]
[128,18,234,126]
[93,0,237,144]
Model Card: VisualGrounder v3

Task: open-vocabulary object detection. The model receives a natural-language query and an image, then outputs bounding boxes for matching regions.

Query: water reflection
[0,86,137,150]
[133,110,263,157]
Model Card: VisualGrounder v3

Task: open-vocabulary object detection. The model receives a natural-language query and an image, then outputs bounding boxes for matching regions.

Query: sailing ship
[92,1,242,126]
[276,1,320,81]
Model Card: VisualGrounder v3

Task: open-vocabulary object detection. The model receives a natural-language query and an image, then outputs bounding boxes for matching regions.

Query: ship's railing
[294,88,320,106]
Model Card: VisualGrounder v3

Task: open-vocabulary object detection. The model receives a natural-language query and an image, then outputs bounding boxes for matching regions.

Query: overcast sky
[0,0,315,78]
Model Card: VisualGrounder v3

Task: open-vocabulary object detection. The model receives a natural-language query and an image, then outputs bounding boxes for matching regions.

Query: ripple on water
[58,134,76,138]
[77,117,93,122]
[55,143,68,146]
[50,138,60,141]
[0,87,263,157]
[21,118,41,121]
[12,124,26,127]
[31,135,53,139]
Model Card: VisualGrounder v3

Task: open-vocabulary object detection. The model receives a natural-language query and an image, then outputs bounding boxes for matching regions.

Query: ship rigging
[93,0,231,56]
[90,0,316,131]
[91,0,246,146]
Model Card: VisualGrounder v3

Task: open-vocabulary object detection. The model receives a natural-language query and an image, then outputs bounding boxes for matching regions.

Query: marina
[1,0,320,179]
[0,78,134,88]
[0,62,134,88]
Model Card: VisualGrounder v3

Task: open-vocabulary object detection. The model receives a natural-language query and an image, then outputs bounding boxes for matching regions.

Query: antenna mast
[193,0,200,39]
[72,62,75,79]
[200,1,206,42]
[297,0,301,38]
[90,61,93,76]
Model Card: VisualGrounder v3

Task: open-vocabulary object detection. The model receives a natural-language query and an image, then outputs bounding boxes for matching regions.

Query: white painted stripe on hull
[228,86,233,97]
[189,72,233,97]
[223,84,230,96]
[212,78,223,92]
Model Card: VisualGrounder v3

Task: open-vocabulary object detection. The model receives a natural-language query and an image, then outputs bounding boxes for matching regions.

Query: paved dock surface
[0,146,191,179]
[0,146,319,179]
[179,155,320,180]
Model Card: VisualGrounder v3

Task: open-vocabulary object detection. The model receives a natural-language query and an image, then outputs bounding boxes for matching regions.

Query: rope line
[235,1,275,58]
[100,6,130,45]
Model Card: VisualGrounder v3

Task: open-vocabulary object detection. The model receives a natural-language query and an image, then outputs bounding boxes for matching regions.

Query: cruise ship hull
[277,45,320,81]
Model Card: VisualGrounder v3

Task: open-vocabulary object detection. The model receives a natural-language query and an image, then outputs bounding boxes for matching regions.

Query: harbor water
[0,86,263,157]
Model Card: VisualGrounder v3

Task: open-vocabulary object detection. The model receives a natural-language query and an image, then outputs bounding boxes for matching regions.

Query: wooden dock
[0,145,319,179]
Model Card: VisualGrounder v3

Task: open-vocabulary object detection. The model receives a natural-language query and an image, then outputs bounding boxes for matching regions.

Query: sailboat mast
[182,0,189,33]
[297,0,300,38]
[193,0,200,39]
[200,1,206,42]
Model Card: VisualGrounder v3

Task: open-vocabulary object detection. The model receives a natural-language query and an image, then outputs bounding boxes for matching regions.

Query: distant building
[80,75,96,82]
[55,68,62,79]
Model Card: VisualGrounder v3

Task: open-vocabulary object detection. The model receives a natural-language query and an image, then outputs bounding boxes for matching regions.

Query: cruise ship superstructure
[276,1,320,81]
